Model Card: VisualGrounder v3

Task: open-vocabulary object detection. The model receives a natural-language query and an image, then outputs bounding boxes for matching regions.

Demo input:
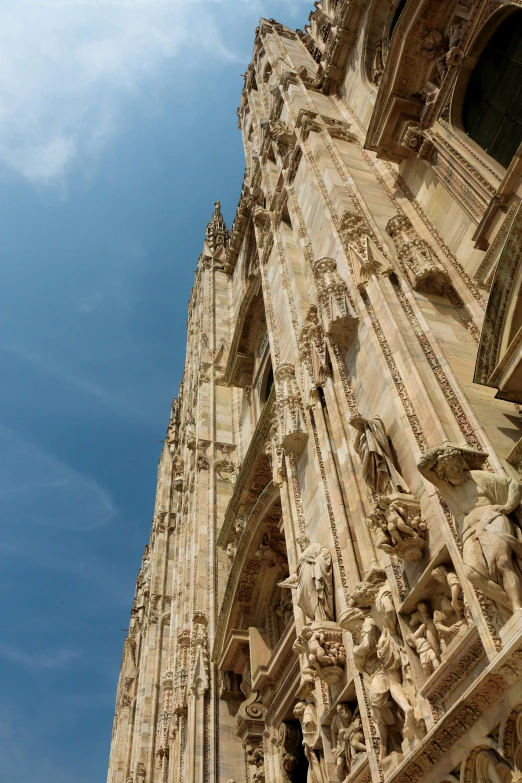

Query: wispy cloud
[0,0,254,188]
[0,425,118,530]
[0,643,77,669]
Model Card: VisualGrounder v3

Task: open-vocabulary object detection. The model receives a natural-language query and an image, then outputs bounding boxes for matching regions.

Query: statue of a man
[350,415,408,495]
[331,703,353,782]
[346,582,423,761]
[294,696,326,783]
[418,444,522,621]
[279,535,334,623]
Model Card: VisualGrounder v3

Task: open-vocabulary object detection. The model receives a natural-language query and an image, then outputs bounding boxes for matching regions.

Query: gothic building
[106,3,522,783]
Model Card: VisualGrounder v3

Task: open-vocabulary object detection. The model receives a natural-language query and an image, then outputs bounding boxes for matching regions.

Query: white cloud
[0,425,118,530]
[0,643,77,669]
[0,0,249,187]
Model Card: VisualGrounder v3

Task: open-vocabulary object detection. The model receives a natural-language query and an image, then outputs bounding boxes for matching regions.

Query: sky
[0,2,310,781]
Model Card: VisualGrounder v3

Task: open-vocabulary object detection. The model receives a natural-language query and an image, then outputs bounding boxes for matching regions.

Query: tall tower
[108,4,522,783]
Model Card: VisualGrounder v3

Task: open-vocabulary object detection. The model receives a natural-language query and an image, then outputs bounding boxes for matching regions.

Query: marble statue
[294,696,326,783]
[331,703,366,781]
[406,624,440,675]
[418,444,522,621]
[351,415,408,495]
[279,535,334,622]
[346,577,426,761]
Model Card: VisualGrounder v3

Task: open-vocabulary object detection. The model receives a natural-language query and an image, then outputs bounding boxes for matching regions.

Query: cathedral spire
[205,200,229,254]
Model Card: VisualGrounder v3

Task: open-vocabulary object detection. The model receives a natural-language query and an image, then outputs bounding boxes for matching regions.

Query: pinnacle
[205,199,229,252]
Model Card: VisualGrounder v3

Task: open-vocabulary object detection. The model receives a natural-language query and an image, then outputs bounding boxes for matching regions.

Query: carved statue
[433,596,467,653]
[279,535,334,623]
[366,495,426,560]
[431,565,466,622]
[405,624,440,676]
[293,624,345,683]
[294,696,326,783]
[332,703,353,783]
[350,415,408,496]
[343,571,426,762]
[275,588,294,627]
[346,709,367,762]
[418,444,522,622]
[245,743,265,783]
[331,703,367,781]
[226,542,236,571]
[410,602,440,657]
[255,532,287,568]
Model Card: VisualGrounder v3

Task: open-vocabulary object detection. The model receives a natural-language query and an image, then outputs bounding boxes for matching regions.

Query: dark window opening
[389,0,408,42]
[264,366,274,401]
[462,11,522,168]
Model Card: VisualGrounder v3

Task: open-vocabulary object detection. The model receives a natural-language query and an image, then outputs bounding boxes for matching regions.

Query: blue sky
[0,2,309,780]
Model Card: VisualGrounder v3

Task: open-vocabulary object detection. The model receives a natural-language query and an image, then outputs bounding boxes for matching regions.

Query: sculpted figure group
[250,418,522,782]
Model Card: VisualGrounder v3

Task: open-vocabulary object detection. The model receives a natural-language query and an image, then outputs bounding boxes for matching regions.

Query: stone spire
[205,200,229,253]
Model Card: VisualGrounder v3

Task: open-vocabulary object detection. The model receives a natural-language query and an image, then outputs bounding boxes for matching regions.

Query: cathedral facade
[106,3,522,783]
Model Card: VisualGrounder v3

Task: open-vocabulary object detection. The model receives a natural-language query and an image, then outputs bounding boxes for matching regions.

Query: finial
[214,200,221,211]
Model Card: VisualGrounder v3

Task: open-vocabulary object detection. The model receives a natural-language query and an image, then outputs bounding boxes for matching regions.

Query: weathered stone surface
[107,5,522,783]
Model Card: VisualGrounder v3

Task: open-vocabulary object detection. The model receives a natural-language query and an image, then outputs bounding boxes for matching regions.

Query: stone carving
[276,721,300,783]
[294,695,326,783]
[185,419,196,450]
[332,703,367,782]
[274,363,308,456]
[341,567,426,766]
[372,40,384,85]
[366,493,427,561]
[215,456,237,485]
[299,306,331,388]
[245,742,265,783]
[433,594,468,654]
[255,531,287,568]
[350,415,408,496]
[386,215,448,291]
[226,542,237,571]
[275,588,294,628]
[406,623,440,676]
[418,444,522,623]
[293,624,346,684]
[279,534,334,623]
[313,257,358,347]
[219,670,243,701]
[421,23,466,86]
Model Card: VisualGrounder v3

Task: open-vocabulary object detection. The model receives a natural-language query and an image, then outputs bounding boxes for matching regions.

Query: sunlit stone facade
[107,3,522,783]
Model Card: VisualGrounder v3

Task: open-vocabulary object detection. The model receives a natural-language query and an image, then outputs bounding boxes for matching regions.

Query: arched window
[462,11,522,168]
